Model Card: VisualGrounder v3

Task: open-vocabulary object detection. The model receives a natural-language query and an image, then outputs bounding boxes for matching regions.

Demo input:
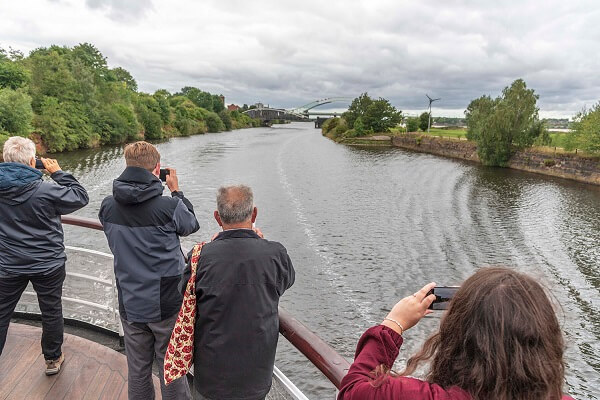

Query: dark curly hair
[385,267,565,399]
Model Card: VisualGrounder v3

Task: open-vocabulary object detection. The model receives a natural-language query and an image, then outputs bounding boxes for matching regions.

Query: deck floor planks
[0,323,162,400]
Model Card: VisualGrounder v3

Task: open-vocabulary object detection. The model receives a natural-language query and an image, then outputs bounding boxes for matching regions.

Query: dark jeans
[0,265,66,360]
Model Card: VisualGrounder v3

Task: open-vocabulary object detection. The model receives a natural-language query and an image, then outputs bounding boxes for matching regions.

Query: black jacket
[191,229,295,400]
[0,162,89,275]
[98,167,199,323]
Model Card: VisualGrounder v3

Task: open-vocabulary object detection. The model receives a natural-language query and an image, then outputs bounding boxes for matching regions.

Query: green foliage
[465,79,546,166]
[565,103,600,153]
[419,112,430,132]
[0,88,33,136]
[218,110,232,131]
[203,110,225,133]
[0,43,254,152]
[406,117,419,132]
[343,93,373,128]
[97,103,138,145]
[322,118,340,134]
[0,60,29,89]
[343,93,401,135]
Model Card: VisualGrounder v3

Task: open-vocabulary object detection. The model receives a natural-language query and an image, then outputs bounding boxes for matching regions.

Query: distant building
[228,104,240,111]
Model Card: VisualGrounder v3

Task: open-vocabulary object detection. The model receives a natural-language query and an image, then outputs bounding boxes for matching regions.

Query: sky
[1,0,599,118]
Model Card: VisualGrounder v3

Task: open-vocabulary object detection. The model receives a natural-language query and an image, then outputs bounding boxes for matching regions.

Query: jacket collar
[116,166,159,184]
[0,162,42,190]
[213,229,260,241]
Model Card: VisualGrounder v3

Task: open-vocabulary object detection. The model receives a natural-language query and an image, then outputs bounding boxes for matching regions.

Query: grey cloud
[85,0,153,22]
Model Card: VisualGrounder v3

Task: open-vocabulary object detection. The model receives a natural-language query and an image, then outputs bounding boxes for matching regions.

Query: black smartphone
[35,158,45,169]
[159,168,170,182]
[427,286,460,310]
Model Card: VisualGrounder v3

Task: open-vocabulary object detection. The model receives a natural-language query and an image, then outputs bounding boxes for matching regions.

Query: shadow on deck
[0,323,161,400]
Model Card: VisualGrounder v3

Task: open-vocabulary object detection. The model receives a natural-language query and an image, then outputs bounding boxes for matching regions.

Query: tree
[465,79,546,166]
[0,88,33,136]
[363,98,402,133]
[0,60,29,89]
[180,87,213,110]
[343,93,373,129]
[565,103,600,153]
[108,67,137,91]
[419,112,430,132]
[406,117,419,132]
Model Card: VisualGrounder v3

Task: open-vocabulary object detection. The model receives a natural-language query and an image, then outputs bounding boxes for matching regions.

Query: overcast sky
[1,0,599,117]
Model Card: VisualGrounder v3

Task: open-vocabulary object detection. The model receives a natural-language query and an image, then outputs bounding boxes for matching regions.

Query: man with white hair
[0,136,88,375]
[189,185,295,400]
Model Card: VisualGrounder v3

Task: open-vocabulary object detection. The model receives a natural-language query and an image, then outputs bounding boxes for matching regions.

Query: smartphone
[35,158,45,169]
[159,168,170,182]
[427,286,460,310]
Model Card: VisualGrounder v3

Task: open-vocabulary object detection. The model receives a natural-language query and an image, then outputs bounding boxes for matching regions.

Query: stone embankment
[391,133,600,186]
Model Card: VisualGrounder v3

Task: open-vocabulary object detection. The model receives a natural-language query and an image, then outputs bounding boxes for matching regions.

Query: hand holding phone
[159,168,170,182]
[427,286,460,310]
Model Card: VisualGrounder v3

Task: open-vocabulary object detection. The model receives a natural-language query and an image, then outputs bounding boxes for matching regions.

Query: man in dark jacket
[99,141,198,400]
[0,136,89,375]
[192,185,295,400]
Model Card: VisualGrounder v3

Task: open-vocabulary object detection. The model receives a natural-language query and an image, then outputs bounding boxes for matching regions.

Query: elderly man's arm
[277,247,295,295]
[42,159,89,215]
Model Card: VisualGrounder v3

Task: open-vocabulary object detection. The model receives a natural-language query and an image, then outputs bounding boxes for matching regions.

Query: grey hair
[216,185,254,224]
[3,136,36,165]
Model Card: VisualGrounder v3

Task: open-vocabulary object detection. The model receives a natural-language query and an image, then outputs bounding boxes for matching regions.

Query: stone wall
[391,133,600,186]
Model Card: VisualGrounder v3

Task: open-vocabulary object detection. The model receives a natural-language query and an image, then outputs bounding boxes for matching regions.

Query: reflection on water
[39,123,600,398]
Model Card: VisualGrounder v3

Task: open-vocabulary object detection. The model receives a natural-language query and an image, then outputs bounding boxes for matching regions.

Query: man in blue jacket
[99,141,199,400]
[0,136,89,375]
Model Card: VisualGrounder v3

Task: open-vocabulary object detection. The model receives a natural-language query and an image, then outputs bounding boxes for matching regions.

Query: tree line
[0,43,260,153]
[323,80,600,167]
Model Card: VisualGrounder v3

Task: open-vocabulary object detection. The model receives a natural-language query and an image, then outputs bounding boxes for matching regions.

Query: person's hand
[382,282,436,335]
[165,168,180,192]
[41,158,61,174]
[211,231,220,241]
[253,227,264,238]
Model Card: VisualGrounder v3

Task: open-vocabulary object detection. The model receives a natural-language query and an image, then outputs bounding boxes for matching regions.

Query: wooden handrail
[61,214,351,389]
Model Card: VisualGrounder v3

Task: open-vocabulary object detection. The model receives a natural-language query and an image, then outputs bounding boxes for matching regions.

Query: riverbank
[324,130,600,186]
[393,133,600,186]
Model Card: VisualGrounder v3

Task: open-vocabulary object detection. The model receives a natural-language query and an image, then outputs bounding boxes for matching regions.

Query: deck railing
[59,215,350,390]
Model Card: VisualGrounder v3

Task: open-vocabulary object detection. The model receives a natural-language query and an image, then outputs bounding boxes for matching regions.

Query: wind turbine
[426,94,441,133]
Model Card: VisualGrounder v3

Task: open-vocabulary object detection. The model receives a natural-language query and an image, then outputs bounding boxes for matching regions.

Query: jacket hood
[0,162,43,205]
[113,166,164,205]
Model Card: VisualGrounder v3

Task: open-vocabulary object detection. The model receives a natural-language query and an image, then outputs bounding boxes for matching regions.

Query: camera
[159,168,170,182]
[427,286,460,310]
[35,158,45,169]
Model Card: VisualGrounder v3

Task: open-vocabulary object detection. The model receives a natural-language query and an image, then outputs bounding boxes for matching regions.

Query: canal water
[54,122,600,399]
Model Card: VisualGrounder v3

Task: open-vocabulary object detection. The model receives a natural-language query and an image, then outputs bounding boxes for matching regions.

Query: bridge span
[243,98,350,126]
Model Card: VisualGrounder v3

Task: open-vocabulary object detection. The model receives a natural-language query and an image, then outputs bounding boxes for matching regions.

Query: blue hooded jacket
[98,167,200,323]
[0,162,89,275]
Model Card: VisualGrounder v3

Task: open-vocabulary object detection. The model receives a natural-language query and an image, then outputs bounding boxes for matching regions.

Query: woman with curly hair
[338,267,574,400]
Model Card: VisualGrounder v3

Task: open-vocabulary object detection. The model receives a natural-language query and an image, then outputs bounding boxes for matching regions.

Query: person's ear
[152,162,160,177]
[214,210,223,227]
[251,207,257,223]
[29,157,36,168]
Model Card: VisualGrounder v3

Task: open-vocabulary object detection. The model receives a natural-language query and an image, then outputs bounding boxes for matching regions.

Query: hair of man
[124,141,160,171]
[216,185,254,224]
[3,136,36,165]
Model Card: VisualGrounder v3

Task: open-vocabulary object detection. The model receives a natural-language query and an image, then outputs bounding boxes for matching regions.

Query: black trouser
[0,265,66,360]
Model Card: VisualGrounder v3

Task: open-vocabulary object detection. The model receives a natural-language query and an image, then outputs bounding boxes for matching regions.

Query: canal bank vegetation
[321,93,401,141]
[464,79,548,166]
[0,43,260,154]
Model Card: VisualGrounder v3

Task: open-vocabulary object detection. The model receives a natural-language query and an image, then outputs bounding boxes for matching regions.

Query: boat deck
[0,323,161,400]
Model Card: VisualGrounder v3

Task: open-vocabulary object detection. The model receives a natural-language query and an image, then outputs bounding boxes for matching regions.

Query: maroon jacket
[338,325,575,400]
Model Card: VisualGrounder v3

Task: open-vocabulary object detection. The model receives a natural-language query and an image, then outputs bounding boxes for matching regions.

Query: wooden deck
[0,323,161,400]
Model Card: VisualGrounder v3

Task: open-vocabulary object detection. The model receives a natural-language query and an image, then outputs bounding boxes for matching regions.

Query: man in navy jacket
[0,136,89,375]
[191,185,295,400]
[99,141,199,400]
